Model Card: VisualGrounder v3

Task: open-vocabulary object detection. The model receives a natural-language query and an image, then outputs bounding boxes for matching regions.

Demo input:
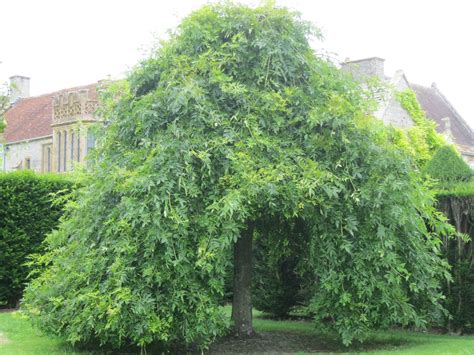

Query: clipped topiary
[424,145,473,183]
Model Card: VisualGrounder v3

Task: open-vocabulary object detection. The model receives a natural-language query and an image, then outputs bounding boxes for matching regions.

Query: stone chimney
[341,57,385,80]
[9,75,30,103]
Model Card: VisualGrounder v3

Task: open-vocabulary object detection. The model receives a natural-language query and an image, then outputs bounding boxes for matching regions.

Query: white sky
[1,0,473,126]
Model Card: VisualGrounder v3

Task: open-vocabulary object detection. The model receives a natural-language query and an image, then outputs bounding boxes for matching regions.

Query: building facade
[1,76,98,172]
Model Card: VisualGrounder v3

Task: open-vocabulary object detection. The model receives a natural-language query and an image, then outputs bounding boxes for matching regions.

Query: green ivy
[396,89,445,166]
[0,87,9,133]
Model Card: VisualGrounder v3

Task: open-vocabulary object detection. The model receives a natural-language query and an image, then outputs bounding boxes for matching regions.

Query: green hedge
[0,171,73,308]
[253,218,311,318]
[428,145,474,332]
[437,196,474,332]
[434,179,474,198]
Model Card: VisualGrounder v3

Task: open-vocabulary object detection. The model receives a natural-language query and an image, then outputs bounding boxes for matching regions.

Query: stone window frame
[63,130,67,172]
[77,128,81,162]
[57,131,62,172]
[86,129,96,154]
[46,146,51,172]
[41,143,52,173]
[70,130,75,160]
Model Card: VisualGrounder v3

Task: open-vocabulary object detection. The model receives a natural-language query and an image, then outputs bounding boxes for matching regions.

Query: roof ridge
[409,82,430,90]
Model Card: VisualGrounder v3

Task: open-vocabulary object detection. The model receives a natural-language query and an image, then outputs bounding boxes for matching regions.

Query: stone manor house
[0,77,99,172]
[1,57,474,172]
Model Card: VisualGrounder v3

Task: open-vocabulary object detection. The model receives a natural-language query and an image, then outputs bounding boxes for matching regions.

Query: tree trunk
[231,223,254,337]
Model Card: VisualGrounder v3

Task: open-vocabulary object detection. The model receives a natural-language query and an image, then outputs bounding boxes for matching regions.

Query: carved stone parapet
[53,89,98,123]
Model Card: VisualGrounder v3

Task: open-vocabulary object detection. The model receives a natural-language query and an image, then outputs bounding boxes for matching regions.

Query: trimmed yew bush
[424,145,473,183]
[0,171,72,308]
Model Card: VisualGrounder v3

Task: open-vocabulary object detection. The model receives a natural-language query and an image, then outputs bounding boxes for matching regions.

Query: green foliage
[414,104,474,333]
[424,145,473,184]
[437,196,474,332]
[253,218,310,318]
[304,117,453,343]
[445,259,474,332]
[0,82,10,133]
[0,171,72,308]
[435,179,474,198]
[427,145,474,332]
[23,3,452,348]
[396,89,445,166]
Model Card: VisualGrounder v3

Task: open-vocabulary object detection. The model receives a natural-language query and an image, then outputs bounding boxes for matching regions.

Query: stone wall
[379,72,414,128]
[4,136,52,172]
[381,100,414,128]
[341,57,385,81]
[342,58,414,129]
[9,76,30,103]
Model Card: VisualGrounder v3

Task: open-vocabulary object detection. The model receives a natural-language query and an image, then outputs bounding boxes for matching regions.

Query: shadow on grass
[54,311,418,354]
[207,308,420,354]
[207,329,413,354]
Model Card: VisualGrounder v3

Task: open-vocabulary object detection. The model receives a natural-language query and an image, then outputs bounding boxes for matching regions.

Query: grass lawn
[0,311,81,355]
[1,309,474,354]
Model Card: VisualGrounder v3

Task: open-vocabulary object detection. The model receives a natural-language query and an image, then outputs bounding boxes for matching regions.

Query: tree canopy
[23,3,452,350]
[0,84,8,133]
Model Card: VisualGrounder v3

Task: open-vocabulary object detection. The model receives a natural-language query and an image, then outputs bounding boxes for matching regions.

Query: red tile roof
[4,83,97,143]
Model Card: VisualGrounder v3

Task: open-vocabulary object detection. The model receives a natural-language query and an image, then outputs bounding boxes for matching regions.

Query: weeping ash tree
[23,3,452,349]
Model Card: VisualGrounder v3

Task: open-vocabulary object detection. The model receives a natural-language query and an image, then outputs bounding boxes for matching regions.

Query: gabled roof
[3,83,97,143]
[411,83,474,148]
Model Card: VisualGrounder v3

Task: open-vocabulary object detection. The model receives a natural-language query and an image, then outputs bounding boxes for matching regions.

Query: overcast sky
[1,0,473,126]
